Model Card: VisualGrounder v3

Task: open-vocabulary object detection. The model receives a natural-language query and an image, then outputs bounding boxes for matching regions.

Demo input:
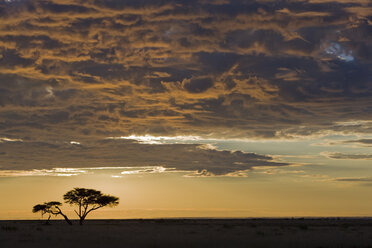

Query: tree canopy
[32,201,71,225]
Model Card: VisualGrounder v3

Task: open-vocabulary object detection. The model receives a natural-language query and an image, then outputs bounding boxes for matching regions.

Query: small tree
[32,203,53,225]
[63,188,119,225]
[32,201,72,225]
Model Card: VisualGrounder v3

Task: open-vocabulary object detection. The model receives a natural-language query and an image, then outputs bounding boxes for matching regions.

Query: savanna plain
[1,218,372,248]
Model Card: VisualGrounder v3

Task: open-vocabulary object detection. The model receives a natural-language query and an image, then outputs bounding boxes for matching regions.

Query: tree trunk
[45,214,51,225]
[79,217,85,225]
[60,213,73,225]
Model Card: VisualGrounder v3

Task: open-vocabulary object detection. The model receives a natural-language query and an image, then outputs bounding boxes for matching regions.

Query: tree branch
[83,205,102,218]
[82,203,88,216]
[50,210,59,215]
[74,209,80,218]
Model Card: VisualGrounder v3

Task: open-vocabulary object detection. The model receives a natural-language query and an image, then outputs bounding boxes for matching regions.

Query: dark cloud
[0,0,371,169]
[0,139,288,175]
[182,77,214,93]
[318,137,372,147]
[343,139,372,145]
[0,49,35,68]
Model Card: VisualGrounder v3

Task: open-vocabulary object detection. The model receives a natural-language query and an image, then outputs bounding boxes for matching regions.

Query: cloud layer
[323,152,372,160]
[0,0,371,142]
[0,0,371,172]
[0,138,288,175]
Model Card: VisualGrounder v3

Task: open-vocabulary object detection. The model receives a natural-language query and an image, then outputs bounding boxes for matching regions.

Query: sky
[0,0,372,219]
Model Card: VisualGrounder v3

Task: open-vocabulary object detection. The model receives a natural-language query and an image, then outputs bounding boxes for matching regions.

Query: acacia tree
[32,201,72,225]
[63,188,119,225]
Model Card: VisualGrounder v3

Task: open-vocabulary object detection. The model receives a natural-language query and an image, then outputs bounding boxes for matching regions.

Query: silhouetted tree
[32,203,52,225]
[63,188,119,225]
[32,201,72,225]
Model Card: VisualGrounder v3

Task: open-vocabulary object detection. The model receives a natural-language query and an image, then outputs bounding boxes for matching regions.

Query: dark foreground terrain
[1,218,372,248]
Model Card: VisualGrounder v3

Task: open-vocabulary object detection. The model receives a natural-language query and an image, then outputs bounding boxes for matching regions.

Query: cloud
[0,0,371,145]
[342,138,372,146]
[0,137,22,142]
[335,177,372,182]
[182,77,214,93]
[322,152,372,160]
[0,138,288,175]
[316,137,372,148]
[324,42,354,62]
[0,166,169,177]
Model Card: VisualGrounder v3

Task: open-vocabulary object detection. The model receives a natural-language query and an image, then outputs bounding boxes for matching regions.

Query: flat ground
[1,218,372,247]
